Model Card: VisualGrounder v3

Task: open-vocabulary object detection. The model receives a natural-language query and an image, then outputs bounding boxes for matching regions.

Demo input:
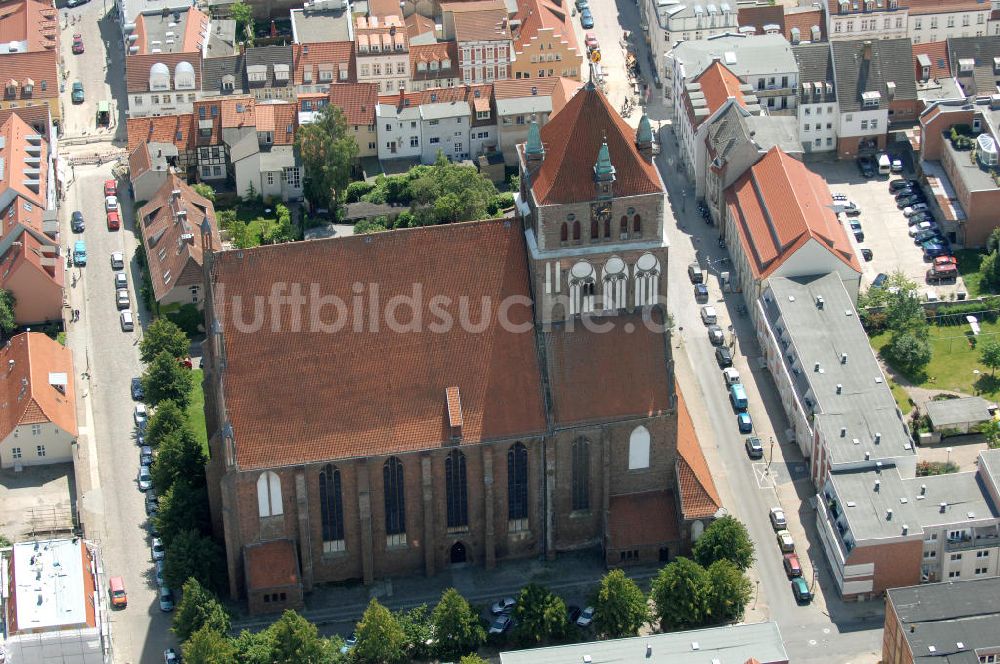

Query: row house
[126,52,202,118]
[908,0,989,44]
[299,83,380,160]
[410,43,461,91]
[123,6,210,56]
[642,0,739,93]
[442,1,513,84]
[126,113,197,200]
[356,15,411,94]
[246,45,295,102]
[511,0,584,81]
[292,42,354,95]
[0,0,61,125]
[737,4,826,45]
[376,85,495,164]
[494,77,581,164]
[201,54,247,99]
[793,43,839,153]
[827,0,908,41]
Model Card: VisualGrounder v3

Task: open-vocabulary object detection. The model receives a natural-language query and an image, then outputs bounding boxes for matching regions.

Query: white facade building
[127,59,199,118]
[377,100,423,161]
[420,101,472,163]
[643,0,739,94]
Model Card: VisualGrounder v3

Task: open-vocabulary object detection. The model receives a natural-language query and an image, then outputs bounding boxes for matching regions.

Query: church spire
[593,137,615,199]
[526,119,543,156]
[636,113,654,162]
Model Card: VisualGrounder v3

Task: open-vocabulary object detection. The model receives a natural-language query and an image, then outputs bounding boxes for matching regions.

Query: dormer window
[442,59,451,69]
[417,62,427,72]
[222,74,235,91]
[247,65,267,84]
[274,64,290,82]
[319,67,333,82]
[339,64,348,80]
[430,61,439,71]
[22,79,33,96]
[861,90,881,108]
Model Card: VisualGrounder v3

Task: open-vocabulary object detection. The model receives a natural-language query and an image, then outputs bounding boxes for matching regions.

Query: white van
[877,154,891,176]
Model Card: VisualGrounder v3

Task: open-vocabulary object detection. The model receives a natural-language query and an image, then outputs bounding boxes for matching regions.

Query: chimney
[841,352,848,364]
[7,359,13,371]
[940,502,948,513]
[863,40,873,63]
[446,386,463,440]
[902,524,909,535]
[398,87,405,108]
[874,432,881,444]
[921,484,926,495]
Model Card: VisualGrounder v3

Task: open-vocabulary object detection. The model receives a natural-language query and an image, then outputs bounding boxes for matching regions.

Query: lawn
[872,319,1000,399]
[955,249,987,298]
[187,368,208,454]
[888,378,913,415]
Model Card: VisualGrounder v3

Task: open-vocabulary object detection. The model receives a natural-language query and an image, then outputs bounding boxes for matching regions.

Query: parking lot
[806,157,968,299]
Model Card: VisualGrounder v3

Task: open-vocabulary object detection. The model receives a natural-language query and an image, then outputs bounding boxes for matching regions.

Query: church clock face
[592,202,612,224]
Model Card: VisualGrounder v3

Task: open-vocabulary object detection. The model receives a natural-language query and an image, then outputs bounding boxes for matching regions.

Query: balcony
[944,532,1000,553]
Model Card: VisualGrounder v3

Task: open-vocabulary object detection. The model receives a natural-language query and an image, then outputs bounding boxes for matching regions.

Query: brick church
[200,82,722,614]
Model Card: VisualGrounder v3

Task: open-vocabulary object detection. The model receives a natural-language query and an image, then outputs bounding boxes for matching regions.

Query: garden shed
[925,396,996,434]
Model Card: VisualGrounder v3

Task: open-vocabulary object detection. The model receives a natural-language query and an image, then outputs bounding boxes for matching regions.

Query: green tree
[294,104,358,213]
[0,289,16,338]
[459,656,489,664]
[182,624,237,664]
[191,183,217,203]
[142,350,193,408]
[140,318,190,363]
[883,330,933,378]
[145,400,187,446]
[408,156,499,224]
[172,577,231,642]
[230,0,254,45]
[988,227,1000,254]
[353,598,406,664]
[232,628,277,664]
[981,250,1000,291]
[353,219,387,234]
[981,337,1000,376]
[270,610,335,664]
[163,528,226,593]
[591,569,649,639]
[705,559,753,624]
[156,479,211,547]
[984,419,1000,449]
[514,583,569,645]
[152,426,207,494]
[650,557,711,630]
[692,516,755,571]
[431,588,485,661]
[396,604,434,660]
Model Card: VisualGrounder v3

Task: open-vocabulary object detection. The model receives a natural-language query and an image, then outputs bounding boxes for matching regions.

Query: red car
[585,32,599,50]
[106,210,120,231]
[783,553,802,578]
[104,179,117,197]
[72,34,84,54]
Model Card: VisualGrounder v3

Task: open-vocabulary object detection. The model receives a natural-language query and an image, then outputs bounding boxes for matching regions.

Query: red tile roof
[0,0,58,53]
[210,218,547,470]
[913,40,951,80]
[138,174,220,302]
[292,41,355,86]
[128,143,153,179]
[737,4,784,35]
[513,0,581,57]
[0,51,59,102]
[545,309,672,426]
[221,96,256,128]
[126,114,194,153]
[608,490,680,549]
[725,147,860,280]
[687,61,746,128]
[378,84,492,111]
[368,0,400,16]
[450,4,511,42]
[1,194,44,241]
[675,387,722,520]
[405,12,437,39]
[529,83,663,205]
[126,52,202,93]
[244,540,300,590]
[256,102,297,144]
[327,82,378,126]
[410,42,459,82]
[783,7,825,43]
[0,112,49,208]
[0,332,77,440]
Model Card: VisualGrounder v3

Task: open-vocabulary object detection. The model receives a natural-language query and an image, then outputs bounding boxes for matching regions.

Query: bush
[929,297,1000,325]
[917,460,960,476]
[166,304,203,337]
[345,180,375,203]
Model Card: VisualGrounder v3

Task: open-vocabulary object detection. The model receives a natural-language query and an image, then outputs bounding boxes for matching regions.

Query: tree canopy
[182,624,237,664]
[156,478,211,547]
[0,289,16,338]
[173,577,230,642]
[151,426,207,494]
[269,610,337,664]
[431,588,485,660]
[981,337,1000,376]
[191,183,217,203]
[162,528,226,593]
[353,598,407,663]
[705,559,753,624]
[295,104,358,212]
[142,350,193,407]
[650,557,711,629]
[692,516,755,571]
[514,583,569,645]
[591,569,649,639]
[140,318,190,363]
[145,400,187,447]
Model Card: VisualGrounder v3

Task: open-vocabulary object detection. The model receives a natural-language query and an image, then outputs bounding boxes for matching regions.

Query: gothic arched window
[572,220,581,241]
[633,214,642,234]
[508,443,528,524]
[319,464,345,552]
[560,222,568,243]
[445,449,468,529]
[572,437,590,511]
[384,457,406,537]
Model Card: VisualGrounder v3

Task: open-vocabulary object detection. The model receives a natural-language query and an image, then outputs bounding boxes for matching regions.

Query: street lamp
[947,446,953,465]
[753,578,760,609]
[766,436,775,473]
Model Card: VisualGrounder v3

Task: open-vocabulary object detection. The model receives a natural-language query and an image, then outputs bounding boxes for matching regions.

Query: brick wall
[846,538,923,596]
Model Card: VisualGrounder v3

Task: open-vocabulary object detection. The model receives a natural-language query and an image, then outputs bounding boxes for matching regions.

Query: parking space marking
[752,462,777,489]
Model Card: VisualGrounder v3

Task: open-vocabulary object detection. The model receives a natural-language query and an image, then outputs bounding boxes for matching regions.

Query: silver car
[120,310,134,332]
[138,464,152,491]
[116,288,130,310]
[158,586,174,612]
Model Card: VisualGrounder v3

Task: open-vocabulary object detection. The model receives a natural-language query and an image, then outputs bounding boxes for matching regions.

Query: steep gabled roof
[513,0,581,57]
[292,41,355,86]
[725,147,860,280]
[948,35,1000,96]
[913,40,951,81]
[327,83,378,126]
[686,61,748,128]
[832,38,917,112]
[529,83,663,205]
[126,113,194,153]
[676,387,722,520]
[0,112,49,208]
[0,332,76,440]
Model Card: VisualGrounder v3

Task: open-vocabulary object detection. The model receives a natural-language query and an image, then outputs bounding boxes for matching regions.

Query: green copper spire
[593,140,615,181]
[526,120,543,155]
[636,113,653,145]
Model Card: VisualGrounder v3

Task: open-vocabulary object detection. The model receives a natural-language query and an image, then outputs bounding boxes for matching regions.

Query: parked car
[491,597,517,615]
[897,196,924,209]
[737,412,753,433]
[889,178,911,191]
[488,614,513,635]
[104,179,117,196]
[907,212,933,225]
[922,240,952,259]
[861,248,873,261]
[584,32,599,50]
[120,310,134,332]
[158,586,175,612]
[904,203,929,217]
[831,192,848,202]
[140,445,153,466]
[927,261,958,282]
[694,283,709,301]
[105,195,119,212]
[700,305,717,325]
[791,577,812,603]
[70,210,85,232]
[688,262,704,283]
[707,324,724,346]
[73,240,87,266]
[116,288,130,310]
[71,81,84,103]
[891,158,903,173]
[895,189,918,202]
[852,227,864,242]
[722,367,741,386]
[576,606,595,627]
[745,436,763,459]
[580,7,594,27]
[775,529,795,552]
[131,376,144,400]
[909,221,937,236]
[872,272,889,289]
[138,464,152,491]
[71,33,84,54]
[145,491,159,516]
[134,404,148,429]
[857,157,875,178]
[914,229,944,244]
[783,553,803,578]
[339,633,358,655]
[111,251,125,269]
[163,648,178,664]
[574,0,588,9]
[715,346,733,368]
[151,537,166,561]
[769,507,787,529]
[107,210,121,231]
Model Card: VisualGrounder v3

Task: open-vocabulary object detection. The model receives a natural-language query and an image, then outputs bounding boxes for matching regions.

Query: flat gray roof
[499,621,789,664]
[830,467,924,541]
[925,396,994,429]
[138,8,199,54]
[900,471,998,528]
[420,101,470,120]
[888,577,1000,662]
[943,138,998,193]
[290,5,353,44]
[765,275,913,466]
[673,34,797,81]
[981,449,1000,489]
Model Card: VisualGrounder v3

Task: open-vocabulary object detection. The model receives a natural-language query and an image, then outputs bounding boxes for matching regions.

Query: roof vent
[583,657,592,664]
[876,461,883,471]
[875,480,881,492]
[968,511,976,519]
[928,646,937,654]
[646,644,652,657]
[940,502,948,513]
[957,642,965,650]
[864,451,870,460]
[836,383,842,394]
[691,642,700,651]
[814,361,821,372]
[816,295,824,308]
[902,524,908,534]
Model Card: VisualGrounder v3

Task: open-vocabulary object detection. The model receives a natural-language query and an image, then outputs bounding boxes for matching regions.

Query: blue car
[737,412,753,433]
[580,8,594,27]
[73,240,87,266]
[922,240,951,259]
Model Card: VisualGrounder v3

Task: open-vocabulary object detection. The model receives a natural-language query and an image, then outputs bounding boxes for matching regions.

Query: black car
[694,283,709,301]
[895,189,921,201]
[857,157,875,178]
[872,272,889,289]
[715,346,733,368]
[897,196,924,209]
[131,377,144,400]
[889,178,910,191]
[71,211,84,233]
[745,436,764,459]
[861,248,873,261]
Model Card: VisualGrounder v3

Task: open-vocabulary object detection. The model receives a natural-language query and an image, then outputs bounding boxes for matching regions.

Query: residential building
[702,103,802,225]
[299,83,379,160]
[292,42,354,95]
[244,45,295,102]
[200,54,247,98]
[500,622,789,664]
[0,333,77,469]
[827,0,908,42]
[202,80,720,613]
[831,38,918,157]
[947,35,1000,97]
[138,174,220,310]
[0,0,60,125]
[494,77,580,164]
[511,0,584,82]
[793,43,839,153]
[884,576,1000,663]
[126,113,197,189]
[410,43,461,91]
[289,0,354,45]
[665,34,798,123]
[116,0,190,35]
[126,53,202,118]
[912,40,962,105]
[723,148,862,317]
[676,60,762,193]
[191,97,228,182]
[738,4,826,45]
[642,0,739,92]
[124,6,210,56]
[0,538,110,664]
[908,0,989,44]
[376,89,425,162]
[442,1,513,84]
[128,141,176,202]
[355,15,411,94]
[231,102,301,200]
